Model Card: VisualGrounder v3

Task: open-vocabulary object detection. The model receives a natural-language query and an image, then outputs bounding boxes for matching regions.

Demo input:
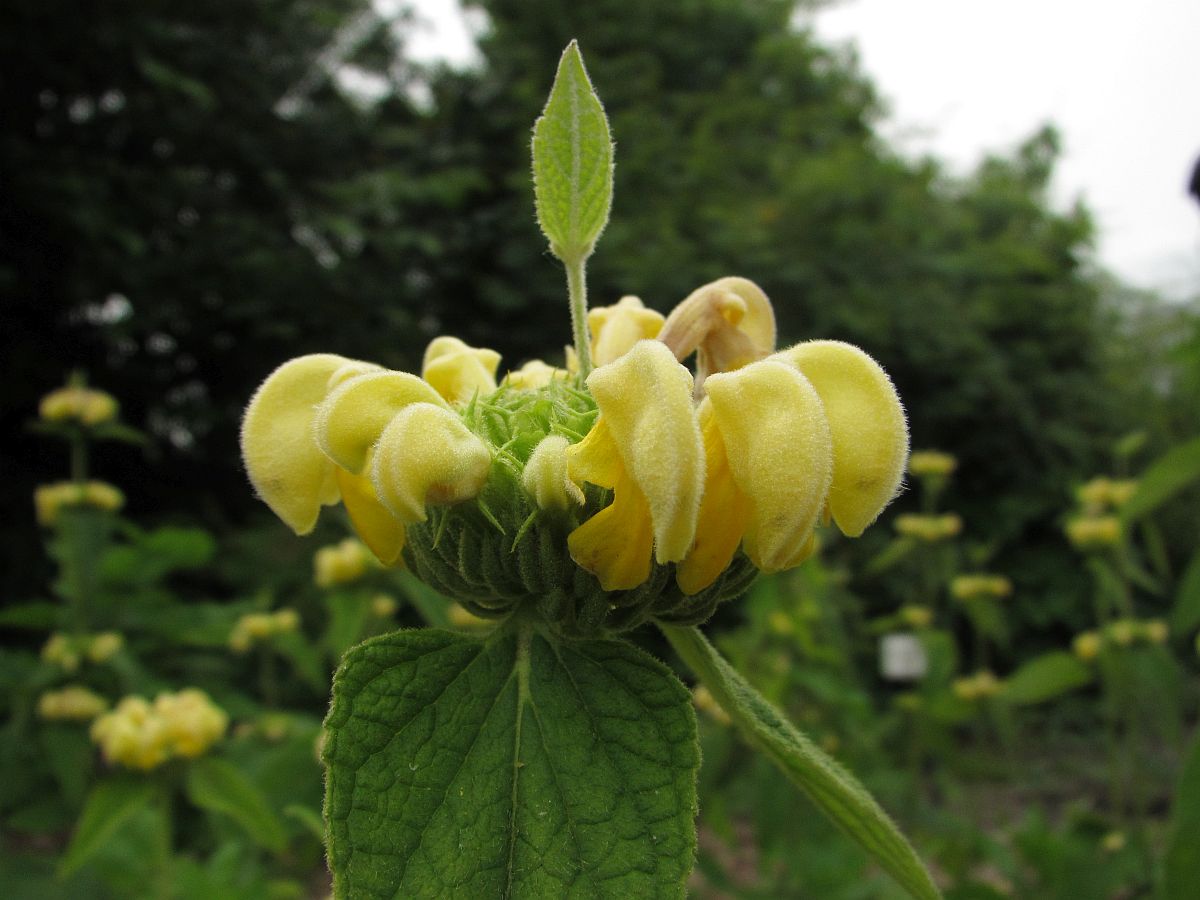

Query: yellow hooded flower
[950,574,1013,602]
[894,513,962,542]
[370,403,492,524]
[34,481,125,526]
[503,359,569,390]
[314,537,372,587]
[90,696,171,770]
[658,277,776,385]
[87,632,124,663]
[154,689,228,758]
[422,336,501,404]
[778,341,908,538]
[588,296,665,366]
[676,358,831,594]
[566,280,907,597]
[241,354,380,535]
[1065,515,1120,551]
[242,345,494,566]
[523,435,585,512]
[567,341,703,590]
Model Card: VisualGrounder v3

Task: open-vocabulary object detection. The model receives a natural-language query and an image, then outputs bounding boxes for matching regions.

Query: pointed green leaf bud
[532,40,613,264]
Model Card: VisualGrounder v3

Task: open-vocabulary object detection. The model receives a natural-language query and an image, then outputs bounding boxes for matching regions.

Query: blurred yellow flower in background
[314,538,373,588]
[908,450,957,478]
[39,385,119,427]
[38,685,109,722]
[91,689,227,769]
[34,481,125,526]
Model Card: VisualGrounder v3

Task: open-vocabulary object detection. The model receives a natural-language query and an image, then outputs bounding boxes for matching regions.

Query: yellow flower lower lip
[677,358,831,594]
[566,341,704,590]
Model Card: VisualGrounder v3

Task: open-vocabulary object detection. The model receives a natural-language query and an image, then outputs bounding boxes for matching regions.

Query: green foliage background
[3,2,1200,897]
[2,0,1197,689]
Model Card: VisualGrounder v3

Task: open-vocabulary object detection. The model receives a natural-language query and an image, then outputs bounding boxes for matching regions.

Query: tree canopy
[3,0,1195,610]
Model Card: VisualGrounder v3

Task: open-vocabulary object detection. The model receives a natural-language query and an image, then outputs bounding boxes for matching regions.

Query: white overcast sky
[397,0,1200,299]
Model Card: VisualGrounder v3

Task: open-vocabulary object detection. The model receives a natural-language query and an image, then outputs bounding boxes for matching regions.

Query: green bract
[404,379,756,636]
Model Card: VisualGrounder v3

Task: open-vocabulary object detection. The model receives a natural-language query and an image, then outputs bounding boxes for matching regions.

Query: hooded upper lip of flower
[240,276,908,601]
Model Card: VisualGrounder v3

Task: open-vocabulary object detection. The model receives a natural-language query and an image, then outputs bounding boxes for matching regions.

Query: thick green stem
[565,252,592,377]
[660,622,942,900]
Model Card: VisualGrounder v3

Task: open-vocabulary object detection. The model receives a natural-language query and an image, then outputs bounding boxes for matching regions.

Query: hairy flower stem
[565,253,593,378]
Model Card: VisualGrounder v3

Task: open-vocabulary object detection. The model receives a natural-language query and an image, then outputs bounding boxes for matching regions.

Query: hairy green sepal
[324,624,698,898]
[532,40,613,264]
[660,623,942,900]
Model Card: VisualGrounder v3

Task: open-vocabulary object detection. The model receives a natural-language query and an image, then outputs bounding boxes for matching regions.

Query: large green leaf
[1164,728,1200,899]
[324,624,697,899]
[1002,651,1093,705]
[661,623,941,900]
[531,41,613,263]
[1121,436,1200,523]
[185,756,287,852]
[59,778,158,876]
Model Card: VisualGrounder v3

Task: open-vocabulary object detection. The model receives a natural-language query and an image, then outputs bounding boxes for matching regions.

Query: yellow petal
[421,336,502,404]
[315,371,447,474]
[371,403,492,523]
[704,359,832,572]
[503,359,569,390]
[588,296,666,366]
[584,340,703,562]
[657,277,776,377]
[241,354,360,534]
[336,467,407,565]
[565,417,621,490]
[779,341,908,537]
[567,470,654,591]
[676,405,753,594]
[523,434,584,511]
